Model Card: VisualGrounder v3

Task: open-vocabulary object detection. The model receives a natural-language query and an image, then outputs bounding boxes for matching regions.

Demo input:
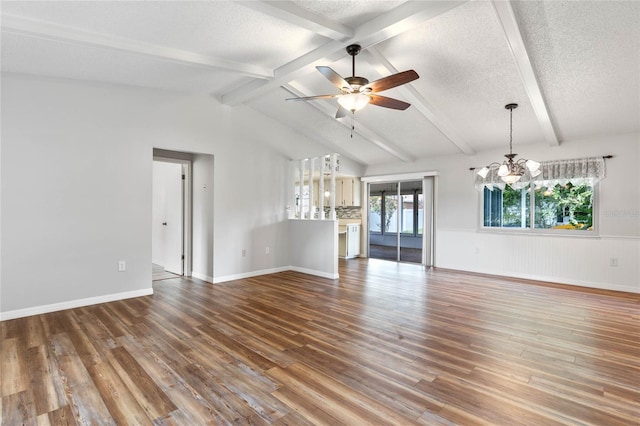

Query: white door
[163,163,183,275]
[152,161,183,275]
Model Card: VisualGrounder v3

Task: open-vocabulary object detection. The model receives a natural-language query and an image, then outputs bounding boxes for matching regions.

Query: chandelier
[477,103,541,185]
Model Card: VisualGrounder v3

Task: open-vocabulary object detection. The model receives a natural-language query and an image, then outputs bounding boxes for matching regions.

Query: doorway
[365,175,436,266]
[152,158,190,278]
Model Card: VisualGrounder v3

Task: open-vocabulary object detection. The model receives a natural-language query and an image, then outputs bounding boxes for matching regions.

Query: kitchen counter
[338,219,361,234]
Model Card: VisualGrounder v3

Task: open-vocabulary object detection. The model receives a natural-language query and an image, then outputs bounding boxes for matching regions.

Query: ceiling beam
[222,0,467,106]
[1,14,274,80]
[366,47,476,155]
[492,0,559,146]
[284,83,415,163]
[235,1,353,41]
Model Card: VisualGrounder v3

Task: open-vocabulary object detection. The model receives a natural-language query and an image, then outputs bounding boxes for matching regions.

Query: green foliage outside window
[534,183,593,230]
[483,182,594,231]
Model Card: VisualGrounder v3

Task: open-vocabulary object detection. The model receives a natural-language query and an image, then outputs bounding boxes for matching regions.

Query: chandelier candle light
[477,103,541,185]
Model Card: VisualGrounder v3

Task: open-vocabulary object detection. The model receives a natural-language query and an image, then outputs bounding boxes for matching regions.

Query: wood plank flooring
[2,259,639,425]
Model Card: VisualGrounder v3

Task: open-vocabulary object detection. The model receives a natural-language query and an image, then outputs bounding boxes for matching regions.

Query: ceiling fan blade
[317,66,351,91]
[369,94,411,110]
[364,70,419,93]
[286,94,339,102]
[335,105,348,119]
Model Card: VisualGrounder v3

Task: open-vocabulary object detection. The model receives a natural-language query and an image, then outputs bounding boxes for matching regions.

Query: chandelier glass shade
[477,103,540,185]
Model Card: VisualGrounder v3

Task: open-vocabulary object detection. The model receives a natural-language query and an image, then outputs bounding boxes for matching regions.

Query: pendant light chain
[509,105,513,155]
[475,102,541,186]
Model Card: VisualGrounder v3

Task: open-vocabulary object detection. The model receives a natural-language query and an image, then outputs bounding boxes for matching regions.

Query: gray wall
[0,73,322,316]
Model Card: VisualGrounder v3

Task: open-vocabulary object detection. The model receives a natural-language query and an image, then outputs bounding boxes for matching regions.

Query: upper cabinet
[311,177,361,207]
[337,177,361,207]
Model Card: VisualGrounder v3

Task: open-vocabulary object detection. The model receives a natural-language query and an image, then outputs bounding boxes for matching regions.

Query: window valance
[475,156,606,191]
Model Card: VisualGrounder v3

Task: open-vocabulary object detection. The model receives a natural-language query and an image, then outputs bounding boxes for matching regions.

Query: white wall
[289,219,339,279]
[365,133,640,293]
[0,73,315,318]
[191,154,214,282]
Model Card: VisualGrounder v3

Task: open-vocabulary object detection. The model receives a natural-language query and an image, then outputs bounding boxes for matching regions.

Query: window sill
[477,227,601,239]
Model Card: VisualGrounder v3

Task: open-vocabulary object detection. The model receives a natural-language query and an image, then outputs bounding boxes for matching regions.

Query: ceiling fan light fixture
[285,44,418,121]
[338,92,370,112]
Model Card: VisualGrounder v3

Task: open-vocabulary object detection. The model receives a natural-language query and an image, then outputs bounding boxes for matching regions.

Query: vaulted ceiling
[2,1,638,167]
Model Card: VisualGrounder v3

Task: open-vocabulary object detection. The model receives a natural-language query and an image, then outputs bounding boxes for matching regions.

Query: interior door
[152,161,183,275]
[163,163,183,275]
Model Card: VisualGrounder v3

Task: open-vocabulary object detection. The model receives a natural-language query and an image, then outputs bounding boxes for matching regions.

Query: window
[534,183,593,230]
[482,183,594,231]
[476,157,604,233]
[483,185,531,228]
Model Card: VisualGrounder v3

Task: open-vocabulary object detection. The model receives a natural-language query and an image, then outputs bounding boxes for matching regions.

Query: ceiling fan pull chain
[351,112,355,138]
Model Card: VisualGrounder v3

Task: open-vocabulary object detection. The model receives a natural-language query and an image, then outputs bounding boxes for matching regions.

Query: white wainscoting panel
[437,228,639,293]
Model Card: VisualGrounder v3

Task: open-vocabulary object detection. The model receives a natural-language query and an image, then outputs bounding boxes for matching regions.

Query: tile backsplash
[324,206,362,219]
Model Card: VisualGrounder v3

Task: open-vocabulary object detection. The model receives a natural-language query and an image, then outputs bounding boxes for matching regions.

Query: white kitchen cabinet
[336,177,361,207]
[311,177,361,207]
[338,224,361,258]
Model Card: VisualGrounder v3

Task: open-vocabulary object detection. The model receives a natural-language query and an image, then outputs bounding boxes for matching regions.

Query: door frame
[361,172,438,267]
[153,156,192,277]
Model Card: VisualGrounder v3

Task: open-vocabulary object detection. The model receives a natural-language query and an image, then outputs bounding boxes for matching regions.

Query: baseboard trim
[290,266,339,280]
[213,266,339,283]
[213,266,291,284]
[191,272,214,283]
[1,266,341,320]
[0,288,154,321]
[434,266,640,296]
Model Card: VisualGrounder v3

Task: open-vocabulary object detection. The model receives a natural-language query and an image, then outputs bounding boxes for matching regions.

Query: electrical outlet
[609,257,618,267]
[242,249,246,257]
[265,246,271,255]
[118,261,126,272]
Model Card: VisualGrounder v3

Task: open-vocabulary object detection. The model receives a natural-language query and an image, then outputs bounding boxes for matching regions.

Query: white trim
[362,171,438,183]
[290,266,339,280]
[492,0,559,147]
[442,227,640,241]
[213,266,291,284]
[367,46,475,156]
[2,14,273,80]
[0,288,154,321]
[214,266,339,283]
[153,155,193,277]
[598,235,640,240]
[441,267,639,295]
[191,272,214,283]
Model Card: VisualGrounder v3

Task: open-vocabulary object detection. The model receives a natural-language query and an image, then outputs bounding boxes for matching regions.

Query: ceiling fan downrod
[346,44,361,78]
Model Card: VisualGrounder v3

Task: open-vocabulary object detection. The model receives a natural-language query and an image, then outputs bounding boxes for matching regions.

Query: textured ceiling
[2,0,638,167]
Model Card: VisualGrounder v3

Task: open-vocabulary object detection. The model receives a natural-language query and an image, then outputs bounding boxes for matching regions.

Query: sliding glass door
[368,180,423,264]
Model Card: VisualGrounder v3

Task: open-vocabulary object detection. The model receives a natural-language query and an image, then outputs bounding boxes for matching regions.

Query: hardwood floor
[2,259,639,425]
[152,263,182,282]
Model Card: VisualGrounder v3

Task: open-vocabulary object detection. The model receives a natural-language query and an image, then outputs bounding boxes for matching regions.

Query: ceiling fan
[286,44,419,119]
